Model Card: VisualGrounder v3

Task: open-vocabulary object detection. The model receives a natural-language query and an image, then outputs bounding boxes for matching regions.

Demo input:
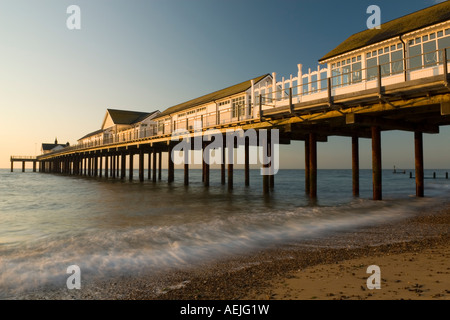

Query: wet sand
[18,203,450,300]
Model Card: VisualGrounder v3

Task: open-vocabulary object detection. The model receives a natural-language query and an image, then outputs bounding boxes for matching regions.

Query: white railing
[40,48,449,158]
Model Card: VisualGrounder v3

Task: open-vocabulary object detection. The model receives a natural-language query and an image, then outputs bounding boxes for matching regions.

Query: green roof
[156,74,270,118]
[320,1,450,62]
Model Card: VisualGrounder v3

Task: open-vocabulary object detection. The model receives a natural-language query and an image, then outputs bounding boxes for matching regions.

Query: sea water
[0,168,449,298]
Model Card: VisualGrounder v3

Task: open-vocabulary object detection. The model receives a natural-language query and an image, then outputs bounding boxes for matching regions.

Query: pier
[10,156,37,173]
[11,3,450,201]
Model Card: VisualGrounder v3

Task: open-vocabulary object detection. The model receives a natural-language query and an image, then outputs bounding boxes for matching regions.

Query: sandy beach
[17,202,449,301]
[155,204,450,301]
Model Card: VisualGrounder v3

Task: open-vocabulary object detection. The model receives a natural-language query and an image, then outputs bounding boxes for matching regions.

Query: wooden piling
[33,161,37,173]
[152,150,157,182]
[269,135,274,189]
[112,153,116,179]
[204,144,210,187]
[262,135,270,195]
[22,161,25,172]
[372,126,382,201]
[352,136,360,197]
[245,137,250,186]
[158,151,162,180]
[10,161,13,173]
[105,154,109,179]
[88,156,92,177]
[121,153,126,179]
[168,145,174,183]
[148,151,152,180]
[129,152,134,181]
[221,137,226,185]
[304,138,310,195]
[414,131,424,197]
[309,133,317,199]
[139,149,144,182]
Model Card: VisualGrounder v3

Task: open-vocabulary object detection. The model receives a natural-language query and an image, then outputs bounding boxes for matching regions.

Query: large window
[366,43,403,78]
[331,55,361,87]
[408,28,450,70]
[232,96,245,118]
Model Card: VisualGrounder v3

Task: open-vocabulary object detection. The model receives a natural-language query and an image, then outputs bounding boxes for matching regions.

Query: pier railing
[39,47,449,158]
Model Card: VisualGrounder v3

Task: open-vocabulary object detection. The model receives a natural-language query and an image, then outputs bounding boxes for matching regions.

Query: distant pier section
[10,156,37,172]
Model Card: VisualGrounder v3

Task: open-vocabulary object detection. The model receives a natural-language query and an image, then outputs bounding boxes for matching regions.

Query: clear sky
[1,0,449,169]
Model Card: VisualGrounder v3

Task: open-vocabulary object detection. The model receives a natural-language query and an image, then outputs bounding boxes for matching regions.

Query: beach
[40,201,448,301]
[153,204,450,301]
[2,169,448,300]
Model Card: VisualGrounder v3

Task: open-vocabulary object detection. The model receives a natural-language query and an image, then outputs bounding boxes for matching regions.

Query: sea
[0,168,449,299]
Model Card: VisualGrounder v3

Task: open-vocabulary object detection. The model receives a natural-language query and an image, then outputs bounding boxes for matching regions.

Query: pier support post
[33,161,37,173]
[94,155,98,177]
[139,149,144,182]
[204,143,210,187]
[415,131,424,198]
[269,135,274,190]
[22,161,25,173]
[221,137,226,185]
[11,161,13,173]
[309,133,317,199]
[158,151,162,181]
[372,126,382,201]
[184,147,189,186]
[168,145,174,183]
[304,138,310,195]
[152,150,157,182]
[88,155,92,177]
[105,154,109,179]
[148,151,152,180]
[121,153,126,179]
[112,153,116,179]
[245,137,250,187]
[227,141,233,190]
[116,154,120,177]
[352,136,360,197]
[129,152,134,181]
[262,135,270,195]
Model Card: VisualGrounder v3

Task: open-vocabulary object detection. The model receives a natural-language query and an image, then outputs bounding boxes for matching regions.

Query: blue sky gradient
[1,0,449,169]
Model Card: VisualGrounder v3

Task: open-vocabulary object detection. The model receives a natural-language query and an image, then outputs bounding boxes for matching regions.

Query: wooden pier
[12,3,450,201]
[10,156,37,173]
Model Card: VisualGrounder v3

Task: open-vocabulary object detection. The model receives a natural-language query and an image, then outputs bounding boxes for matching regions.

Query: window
[379,53,390,76]
[331,55,361,86]
[391,50,404,74]
[232,96,245,118]
[218,100,230,106]
[423,40,437,66]
[409,45,422,70]
[438,35,450,62]
[352,61,362,82]
[367,57,378,80]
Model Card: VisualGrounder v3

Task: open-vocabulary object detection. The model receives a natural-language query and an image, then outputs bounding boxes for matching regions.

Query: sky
[1,0,449,169]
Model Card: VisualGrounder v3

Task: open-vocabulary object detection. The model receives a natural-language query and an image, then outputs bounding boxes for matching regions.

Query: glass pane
[367,58,378,80]
[438,36,450,62]
[352,62,362,82]
[379,53,390,76]
[409,45,422,70]
[311,74,318,92]
[332,69,341,87]
[423,41,437,66]
[342,66,351,85]
[391,50,404,74]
